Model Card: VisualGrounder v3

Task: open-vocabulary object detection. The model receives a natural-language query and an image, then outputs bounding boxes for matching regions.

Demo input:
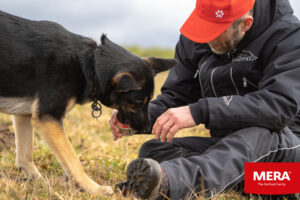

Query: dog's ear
[112,72,141,93]
[143,57,178,76]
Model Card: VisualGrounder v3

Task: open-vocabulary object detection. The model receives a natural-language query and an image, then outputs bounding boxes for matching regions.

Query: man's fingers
[111,127,123,140]
[153,117,163,136]
[113,135,117,141]
[109,117,119,133]
[153,120,163,140]
[166,125,178,143]
[159,120,175,142]
[153,111,170,131]
[154,120,168,140]
[110,124,120,137]
[153,113,171,139]
[111,109,118,117]
[160,126,170,142]
[109,109,123,140]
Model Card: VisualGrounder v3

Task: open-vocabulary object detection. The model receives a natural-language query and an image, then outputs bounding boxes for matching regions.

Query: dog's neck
[82,49,114,107]
[81,51,102,103]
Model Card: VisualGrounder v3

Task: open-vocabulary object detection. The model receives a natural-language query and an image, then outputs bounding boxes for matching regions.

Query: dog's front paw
[99,186,114,196]
[76,177,114,196]
[17,162,42,180]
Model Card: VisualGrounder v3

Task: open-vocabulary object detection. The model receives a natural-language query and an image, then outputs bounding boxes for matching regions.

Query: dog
[0,10,177,194]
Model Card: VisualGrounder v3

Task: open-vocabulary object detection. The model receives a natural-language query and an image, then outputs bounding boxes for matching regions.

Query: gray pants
[138,127,300,199]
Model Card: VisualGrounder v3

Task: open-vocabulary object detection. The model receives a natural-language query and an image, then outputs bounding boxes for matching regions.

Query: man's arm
[190,34,300,132]
[149,35,209,126]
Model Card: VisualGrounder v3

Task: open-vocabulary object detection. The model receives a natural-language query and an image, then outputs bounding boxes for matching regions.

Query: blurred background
[1,0,300,49]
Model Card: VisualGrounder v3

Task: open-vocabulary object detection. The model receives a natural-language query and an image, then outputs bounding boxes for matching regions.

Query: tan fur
[7,98,113,195]
[29,100,113,194]
[144,96,149,105]
[12,114,41,179]
[66,97,77,113]
[143,57,153,67]
[0,97,33,115]
[111,72,134,86]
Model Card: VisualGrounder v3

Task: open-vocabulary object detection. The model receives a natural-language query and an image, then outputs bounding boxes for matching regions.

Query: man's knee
[230,127,272,142]
[138,139,161,158]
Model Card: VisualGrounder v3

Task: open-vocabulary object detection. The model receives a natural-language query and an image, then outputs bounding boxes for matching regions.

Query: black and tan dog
[0,10,176,194]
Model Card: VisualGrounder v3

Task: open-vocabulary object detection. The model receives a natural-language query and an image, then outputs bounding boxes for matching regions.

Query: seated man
[110,0,300,199]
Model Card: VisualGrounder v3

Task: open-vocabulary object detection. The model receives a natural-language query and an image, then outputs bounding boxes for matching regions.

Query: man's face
[208,21,245,55]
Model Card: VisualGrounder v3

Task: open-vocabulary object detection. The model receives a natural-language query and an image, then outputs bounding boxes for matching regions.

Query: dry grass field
[0,47,268,199]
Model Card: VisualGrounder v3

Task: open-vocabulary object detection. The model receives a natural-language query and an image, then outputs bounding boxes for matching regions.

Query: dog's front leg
[31,116,113,195]
[12,115,42,179]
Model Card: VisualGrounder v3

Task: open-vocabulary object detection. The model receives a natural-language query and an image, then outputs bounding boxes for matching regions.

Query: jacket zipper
[230,67,240,95]
[210,68,218,97]
[242,77,259,89]
[194,61,207,98]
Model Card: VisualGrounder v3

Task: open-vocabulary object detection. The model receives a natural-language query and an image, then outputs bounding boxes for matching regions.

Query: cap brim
[180,9,232,43]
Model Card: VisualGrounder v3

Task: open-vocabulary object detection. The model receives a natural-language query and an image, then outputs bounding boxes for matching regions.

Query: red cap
[180,0,255,43]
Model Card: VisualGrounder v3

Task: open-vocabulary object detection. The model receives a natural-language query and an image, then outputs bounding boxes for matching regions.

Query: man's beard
[209,28,244,55]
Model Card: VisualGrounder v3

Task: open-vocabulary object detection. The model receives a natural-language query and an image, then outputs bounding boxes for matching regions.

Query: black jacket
[149,0,300,137]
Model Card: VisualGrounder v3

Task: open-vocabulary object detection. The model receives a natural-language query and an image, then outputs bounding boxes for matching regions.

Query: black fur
[0,10,177,131]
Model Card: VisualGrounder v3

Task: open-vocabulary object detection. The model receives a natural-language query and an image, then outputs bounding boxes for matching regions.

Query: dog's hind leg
[31,115,113,195]
[12,115,42,179]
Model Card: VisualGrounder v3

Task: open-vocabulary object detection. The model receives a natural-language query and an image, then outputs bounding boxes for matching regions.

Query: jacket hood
[238,0,294,49]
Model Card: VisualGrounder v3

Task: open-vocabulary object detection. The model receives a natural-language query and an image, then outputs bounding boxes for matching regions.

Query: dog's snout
[131,120,147,131]
[129,115,150,133]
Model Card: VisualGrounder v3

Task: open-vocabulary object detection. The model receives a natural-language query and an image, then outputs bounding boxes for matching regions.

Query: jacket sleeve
[149,35,209,126]
[189,34,300,131]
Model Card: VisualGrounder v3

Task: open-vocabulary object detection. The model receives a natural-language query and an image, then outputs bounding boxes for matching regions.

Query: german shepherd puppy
[0,10,176,194]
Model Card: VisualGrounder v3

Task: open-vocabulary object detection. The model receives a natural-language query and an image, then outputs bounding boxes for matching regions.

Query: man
[110,0,300,199]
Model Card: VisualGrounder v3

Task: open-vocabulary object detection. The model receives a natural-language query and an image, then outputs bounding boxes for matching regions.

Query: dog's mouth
[132,124,152,134]
[116,112,150,134]
[116,112,130,125]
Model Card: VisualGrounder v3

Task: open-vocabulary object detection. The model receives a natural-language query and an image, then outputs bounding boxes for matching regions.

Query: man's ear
[143,57,178,76]
[112,72,141,93]
[242,16,254,32]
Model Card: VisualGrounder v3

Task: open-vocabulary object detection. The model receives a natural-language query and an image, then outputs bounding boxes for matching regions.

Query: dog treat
[114,118,137,136]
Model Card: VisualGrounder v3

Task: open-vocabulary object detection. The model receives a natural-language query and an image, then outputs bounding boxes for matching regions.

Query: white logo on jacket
[233,50,258,62]
[223,96,233,106]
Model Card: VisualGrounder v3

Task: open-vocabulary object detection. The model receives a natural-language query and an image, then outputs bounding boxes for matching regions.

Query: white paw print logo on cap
[216,10,224,18]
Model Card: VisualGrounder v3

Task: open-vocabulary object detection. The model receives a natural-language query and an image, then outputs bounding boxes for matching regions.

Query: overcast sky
[1,0,300,48]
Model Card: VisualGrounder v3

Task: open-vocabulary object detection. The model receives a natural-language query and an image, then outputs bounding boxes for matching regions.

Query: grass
[0,47,255,199]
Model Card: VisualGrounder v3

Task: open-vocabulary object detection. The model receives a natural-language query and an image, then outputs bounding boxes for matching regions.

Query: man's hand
[109,110,123,141]
[152,106,196,143]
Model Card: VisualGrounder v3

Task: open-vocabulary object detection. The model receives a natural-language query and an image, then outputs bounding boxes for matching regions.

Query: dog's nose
[131,121,150,133]
[137,123,152,134]
[145,124,152,133]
